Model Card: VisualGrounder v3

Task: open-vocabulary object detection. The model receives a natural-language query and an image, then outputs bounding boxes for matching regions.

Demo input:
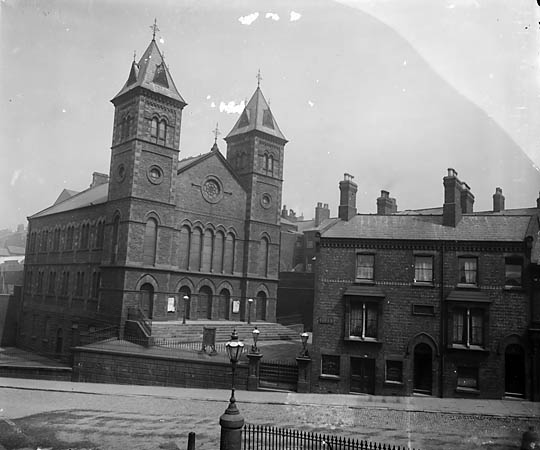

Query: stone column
[219,397,245,450]
[296,356,312,393]
[247,352,262,391]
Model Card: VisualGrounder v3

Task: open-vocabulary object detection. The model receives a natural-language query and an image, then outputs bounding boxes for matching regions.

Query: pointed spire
[256,69,263,88]
[225,84,286,143]
[211,123,221,151]
[150,18,160,41]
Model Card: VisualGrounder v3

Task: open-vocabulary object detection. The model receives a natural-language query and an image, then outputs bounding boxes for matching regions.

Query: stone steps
[150,321,301,342]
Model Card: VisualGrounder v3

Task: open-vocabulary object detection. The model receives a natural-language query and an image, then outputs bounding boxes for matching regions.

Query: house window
[414,256,433,283]
[349,300,378,339]
[452,307,484,348]
[505,256,522,287]
[457,366,479,391]
[321,354,340,377]
[356,254,374,281]
[458,257,477,285]
[385,360,403,384]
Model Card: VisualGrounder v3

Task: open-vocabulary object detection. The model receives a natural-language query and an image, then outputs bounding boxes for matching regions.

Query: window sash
[414,256,433,282]
[356,254,374,280]
[321,355,340,377]
[452,307,484,347]
[349,301,378,339]
[459,258,477,284]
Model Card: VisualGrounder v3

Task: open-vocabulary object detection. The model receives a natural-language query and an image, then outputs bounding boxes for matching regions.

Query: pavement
[0,376,538,420]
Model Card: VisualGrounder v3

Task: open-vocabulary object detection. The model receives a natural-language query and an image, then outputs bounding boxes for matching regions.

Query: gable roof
[112,39,186,105]
[322,214,534,242]
[54,189,79,205]
[31,182,108,219]
[225,87,286,142]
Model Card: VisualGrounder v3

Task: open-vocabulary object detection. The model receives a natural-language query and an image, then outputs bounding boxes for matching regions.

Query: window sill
[456,387,480,395]
[448,344,488,353]
[344,336,382,344]
[319,374,340,381]
[384,380,404,386]
[456,283,479,289]
[354,280,375,285]
[412,282,434,288]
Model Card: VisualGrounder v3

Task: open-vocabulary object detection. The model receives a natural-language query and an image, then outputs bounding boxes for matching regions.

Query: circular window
[117,164,126,182]
[147,165,163,185]
[260,193,272,209]
[201,177,223,203]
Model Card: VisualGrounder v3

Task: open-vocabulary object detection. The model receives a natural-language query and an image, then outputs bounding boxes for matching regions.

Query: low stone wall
[0,365,72,381]
[73,346,249,390]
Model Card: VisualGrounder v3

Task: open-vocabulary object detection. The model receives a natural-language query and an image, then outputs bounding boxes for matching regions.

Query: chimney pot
[493,187,505,212]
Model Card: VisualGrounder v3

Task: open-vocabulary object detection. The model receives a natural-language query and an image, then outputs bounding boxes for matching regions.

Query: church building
[19,32,287,356]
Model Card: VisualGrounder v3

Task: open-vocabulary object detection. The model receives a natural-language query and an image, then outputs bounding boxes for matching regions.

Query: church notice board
[202,327,216,354]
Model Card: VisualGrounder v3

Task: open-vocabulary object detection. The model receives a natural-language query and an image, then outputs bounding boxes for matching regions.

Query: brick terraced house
[311,169,540,400]
[19,34,287,357]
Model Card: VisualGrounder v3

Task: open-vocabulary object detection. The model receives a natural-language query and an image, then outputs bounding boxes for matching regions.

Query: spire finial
[150,18,160,40]
[133,50,137,62]
[256,69,262,88]
[213,123,221,144]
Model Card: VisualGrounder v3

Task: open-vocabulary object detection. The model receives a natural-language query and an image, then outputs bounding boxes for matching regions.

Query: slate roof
[322,214,533,242]
[31,183,108,218]
[112,39,186,105]
[225,87,286,142]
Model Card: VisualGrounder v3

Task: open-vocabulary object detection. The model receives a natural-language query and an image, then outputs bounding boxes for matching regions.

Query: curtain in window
[452,310,465,343]
[459,259,477,284]
[349,303,363,337]
[415,256,432,282]
[365,304,378,338]
[356,255,374,280]
[470,309,484,345]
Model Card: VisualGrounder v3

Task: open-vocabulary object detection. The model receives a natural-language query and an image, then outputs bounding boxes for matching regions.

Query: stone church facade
[19,35,287,356]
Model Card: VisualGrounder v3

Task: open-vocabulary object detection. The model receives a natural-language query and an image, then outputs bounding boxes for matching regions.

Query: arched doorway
[140,283,154,319]
[505,344,525,397]
[218,289,230,320]
[178,286,191,321]
[198,286,213,320]
[55,328,64,355]
[413,343,433,395]
[256,291,267,321]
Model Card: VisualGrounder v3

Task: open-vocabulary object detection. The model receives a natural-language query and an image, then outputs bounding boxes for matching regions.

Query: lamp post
[220,329,245,450]
[183,295,189,324]
[247,298,253,324]
[296,331,312,393]
[251,327,260,354]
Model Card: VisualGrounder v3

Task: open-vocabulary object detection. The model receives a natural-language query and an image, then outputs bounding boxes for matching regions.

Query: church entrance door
[140,283,154,319]
[198,287,213,320]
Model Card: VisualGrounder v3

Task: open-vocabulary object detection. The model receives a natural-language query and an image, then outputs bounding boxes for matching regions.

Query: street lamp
[247,298,253,324]
[225,329,245,412]
[300,331,309,357]
[251,327,260,354]
[183,295,189,324]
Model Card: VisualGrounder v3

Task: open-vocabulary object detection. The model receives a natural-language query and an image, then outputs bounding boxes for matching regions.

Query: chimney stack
[90,172,109,188]
[315,202,330,227]
[338,173,358,221]
[493,187,505,212]
[460,182,475,214]
[443,168,463,227]
[377,190,398,215]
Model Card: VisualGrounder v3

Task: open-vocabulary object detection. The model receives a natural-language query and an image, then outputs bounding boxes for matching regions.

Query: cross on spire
[256,69,262,88]
[150,18,160,40]
[213,123,221,144]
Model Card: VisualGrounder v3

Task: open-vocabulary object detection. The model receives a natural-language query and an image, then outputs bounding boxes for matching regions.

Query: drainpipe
[439,242,445,398]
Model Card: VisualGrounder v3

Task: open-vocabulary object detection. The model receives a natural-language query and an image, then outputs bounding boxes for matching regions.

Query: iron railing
[127,307,152,336]
[259,360,298,391]
[242,424,419,450]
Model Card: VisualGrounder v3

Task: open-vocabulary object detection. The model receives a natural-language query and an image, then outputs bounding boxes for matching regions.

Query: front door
[505,344,525,397]
[198,287,212,319]
[140,284,154,319]
[350,357,375,394]
[413,343,432,395]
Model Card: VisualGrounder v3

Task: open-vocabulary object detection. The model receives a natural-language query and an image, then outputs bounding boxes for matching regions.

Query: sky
[1,0,539,230]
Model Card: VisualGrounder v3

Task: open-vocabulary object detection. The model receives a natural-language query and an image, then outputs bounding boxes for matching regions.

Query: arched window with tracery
[224,233,235,274]
[143,218,158,266]
[189,228,202,271]
[179,225,191,270]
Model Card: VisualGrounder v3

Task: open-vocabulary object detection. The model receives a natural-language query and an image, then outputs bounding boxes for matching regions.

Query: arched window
[41,230,49,252]
[126,115,133,138]
[66,226,74,250]
[179,226,191,270]
[260,237,269,276]
[256,291,267,321]
[189,228,202,271]
[55,328,64,354]
[198,286,213,320]
[53,228,60,251]
[158,119,167,143]
[139,283,154,319]
[143,218,158,266]
[80,223,89,249]
[224,233,235,274]
[96,220,105,248]
[121,117,128,140]
[201,229,214,272]
[219,288,230,320]
[111,215,120,263]
[151,117,158,138]
[179,286,191,320]
[268,155,274,175]
[213,231,225,273]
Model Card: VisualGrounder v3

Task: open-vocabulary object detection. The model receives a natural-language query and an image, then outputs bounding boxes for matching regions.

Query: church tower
[105,26,186,273]
[225,80,287,309]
